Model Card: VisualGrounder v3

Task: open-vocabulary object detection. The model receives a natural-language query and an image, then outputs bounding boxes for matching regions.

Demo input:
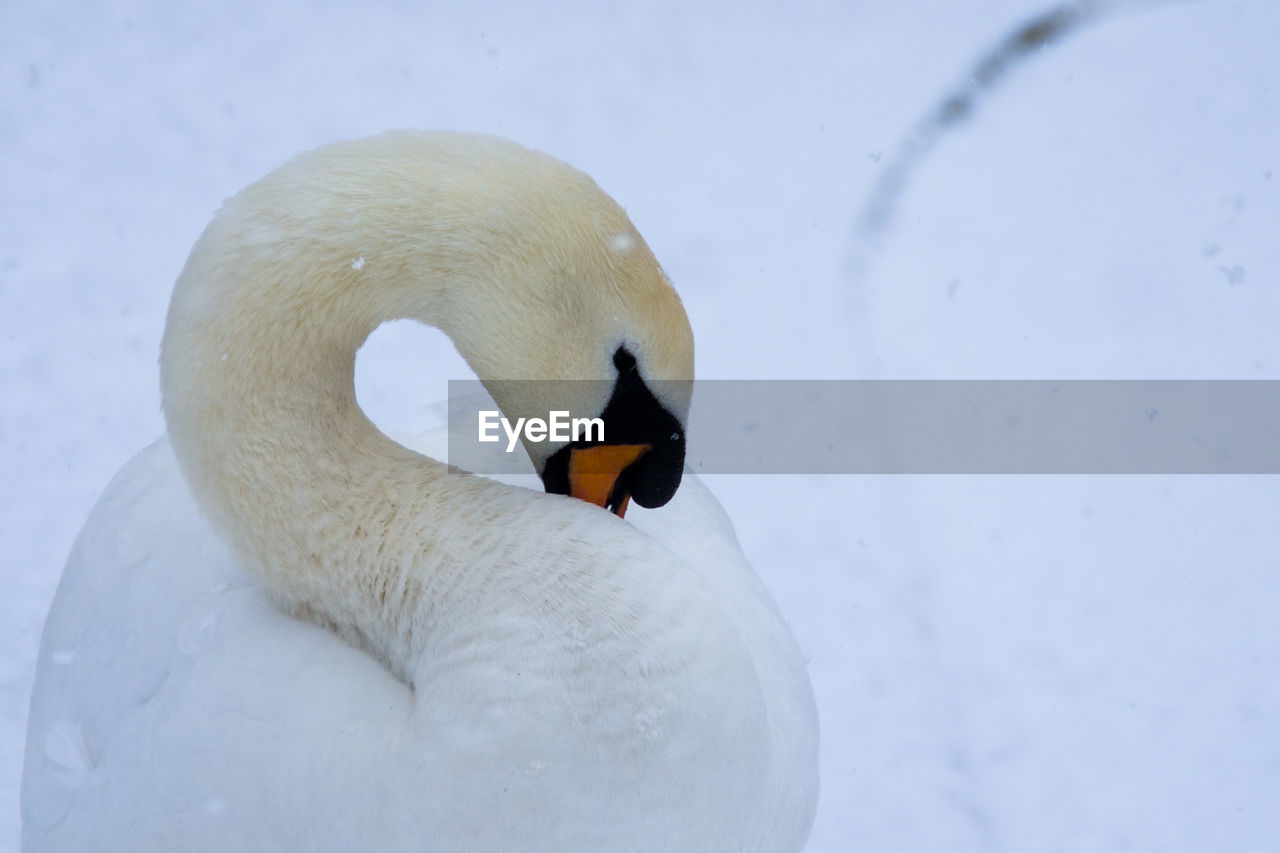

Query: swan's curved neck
[158,134,663,681]
[161,229,440,677]
[157,147,528,678]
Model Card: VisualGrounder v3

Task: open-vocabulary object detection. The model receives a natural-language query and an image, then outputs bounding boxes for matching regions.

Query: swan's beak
[568,443,651,518]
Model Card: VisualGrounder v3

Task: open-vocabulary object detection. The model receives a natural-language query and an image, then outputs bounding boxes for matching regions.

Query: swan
[21,131,819,852]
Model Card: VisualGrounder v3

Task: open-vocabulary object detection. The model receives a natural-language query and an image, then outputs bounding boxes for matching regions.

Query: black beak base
[540,347,686,511]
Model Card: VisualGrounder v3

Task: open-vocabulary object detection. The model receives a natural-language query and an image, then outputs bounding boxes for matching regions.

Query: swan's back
[23,441,419,851]
[23,439,818,852]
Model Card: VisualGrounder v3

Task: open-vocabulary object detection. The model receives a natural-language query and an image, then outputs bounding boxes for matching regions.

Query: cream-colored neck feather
[159,132,695,682]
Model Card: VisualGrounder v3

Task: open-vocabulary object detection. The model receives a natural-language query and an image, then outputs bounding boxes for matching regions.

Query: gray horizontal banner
[446,380,1280,474]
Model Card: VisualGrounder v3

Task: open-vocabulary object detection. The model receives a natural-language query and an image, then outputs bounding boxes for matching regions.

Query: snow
[3,0,1278,850]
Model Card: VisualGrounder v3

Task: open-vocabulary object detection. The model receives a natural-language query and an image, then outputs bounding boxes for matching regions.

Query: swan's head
[423,142,694,517]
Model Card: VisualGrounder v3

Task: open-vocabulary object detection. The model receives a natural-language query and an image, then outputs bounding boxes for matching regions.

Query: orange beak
[568,444,651,517]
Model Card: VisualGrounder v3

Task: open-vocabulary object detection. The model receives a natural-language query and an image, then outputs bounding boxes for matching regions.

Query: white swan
[21,132,818,852]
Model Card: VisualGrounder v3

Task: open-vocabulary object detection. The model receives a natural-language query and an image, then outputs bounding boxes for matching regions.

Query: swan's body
[22,132,818,852]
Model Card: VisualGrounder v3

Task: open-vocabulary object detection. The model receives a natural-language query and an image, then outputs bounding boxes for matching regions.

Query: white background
[3,0,1278,849]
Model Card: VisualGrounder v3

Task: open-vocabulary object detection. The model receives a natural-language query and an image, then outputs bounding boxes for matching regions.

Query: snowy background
[3,0,1278,849]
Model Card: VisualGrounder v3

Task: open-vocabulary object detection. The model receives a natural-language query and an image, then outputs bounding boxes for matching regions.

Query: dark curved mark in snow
[847,0,1193,284]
